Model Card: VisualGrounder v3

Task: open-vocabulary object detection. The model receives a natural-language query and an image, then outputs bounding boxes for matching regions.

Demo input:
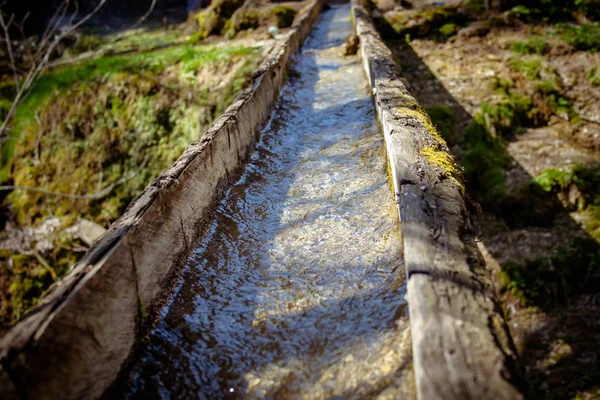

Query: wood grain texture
[350,0,525,398]
[0,1,322,398]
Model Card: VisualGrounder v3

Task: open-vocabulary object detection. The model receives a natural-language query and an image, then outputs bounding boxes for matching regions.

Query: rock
[268,25,280,39]
[343,34,359,56]
[75,219,107,246]
[457,21,491,38]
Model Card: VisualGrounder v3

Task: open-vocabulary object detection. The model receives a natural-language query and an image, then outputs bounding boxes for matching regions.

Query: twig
[47,48,107,68]
[0,156,149,200]
[32,251,58,281]
[131,0,158,30]
[0,0,107,140]
[0,12,19,91]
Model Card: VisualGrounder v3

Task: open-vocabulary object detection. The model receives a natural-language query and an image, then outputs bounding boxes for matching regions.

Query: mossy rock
[273,5,297,28]
[378,5,470,39]
[231,4,297,33]
[195,9,226,40]
[211,0,245,19]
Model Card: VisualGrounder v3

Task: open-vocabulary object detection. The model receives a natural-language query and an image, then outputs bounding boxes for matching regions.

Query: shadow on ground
[387,37,600,399]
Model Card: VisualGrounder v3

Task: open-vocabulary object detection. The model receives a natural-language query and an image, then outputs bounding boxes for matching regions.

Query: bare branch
[130,0,159,30]
[0,12,20,91]
[32,251,58,281]
[0,156,149,200]
[70,0,107,32]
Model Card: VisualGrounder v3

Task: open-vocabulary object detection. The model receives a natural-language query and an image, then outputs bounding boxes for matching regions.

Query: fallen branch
[0,156,149,200]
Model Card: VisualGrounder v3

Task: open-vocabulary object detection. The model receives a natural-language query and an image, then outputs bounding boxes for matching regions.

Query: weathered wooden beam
[0,1,322,398]
[350,1,525,398]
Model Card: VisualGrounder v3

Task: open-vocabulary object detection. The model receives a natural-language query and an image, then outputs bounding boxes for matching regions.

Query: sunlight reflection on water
[127,4,412,399]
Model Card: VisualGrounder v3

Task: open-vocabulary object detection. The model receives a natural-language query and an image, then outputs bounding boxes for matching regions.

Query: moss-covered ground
[0,18,266,326]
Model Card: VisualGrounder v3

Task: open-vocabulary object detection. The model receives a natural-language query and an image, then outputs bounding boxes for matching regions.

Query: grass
[587,67,600,86]
[461,119,510,206]
[506,0,600,23]
[480,94,534,135]
[0,44,257,182]
[0,41,262,326]
[500,237,600,307]
[511,36,547,54]
[532,164,600,208]
[555,23,600,51]
[508,53,578,123]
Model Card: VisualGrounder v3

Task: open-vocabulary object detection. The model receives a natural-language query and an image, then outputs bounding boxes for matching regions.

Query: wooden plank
[350,0,526,398]
[0,1,323,398]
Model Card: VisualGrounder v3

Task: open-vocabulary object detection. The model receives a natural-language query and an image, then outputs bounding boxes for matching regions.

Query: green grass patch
[510,36,547,54]
[533,164,600,208]
[556,23,600,51]
[0,44,257,182]
[500,238,600,307]
[587,67,600,86]
[461,120,510,205]
[480,94,534,136]
[505,0,600,22]
[439,23,457,36]
[509,54,545,79]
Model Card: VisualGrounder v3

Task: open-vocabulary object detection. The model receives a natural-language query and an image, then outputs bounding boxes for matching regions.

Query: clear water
[127,5,412,399]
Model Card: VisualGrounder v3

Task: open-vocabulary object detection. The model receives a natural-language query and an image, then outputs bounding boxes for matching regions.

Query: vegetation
[231,4,297,32]
[375,4,470,39]
[510,36,547,54]
[500,238,600,307]
[385,0,600,397]
[192,0,298,40]
[554,23,600,51]
[0,37,262,325]
[505,0,600,22]
[532,165,600,240]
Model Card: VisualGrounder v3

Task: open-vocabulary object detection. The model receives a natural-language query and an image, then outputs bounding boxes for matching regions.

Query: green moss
[137,296,147,335]
[461,120,510,207]
[379,5,470,39]
[439,23,457,36]
[509,54,545,80]
[1,44,256,183]
[398,106,446,144]
[557,22,600,51]
[194,9,225,40]
[480,94,534,136]
[510,36,547,54]
[421,145,463,191]
[273,6,297,28]
[231,5,297,33]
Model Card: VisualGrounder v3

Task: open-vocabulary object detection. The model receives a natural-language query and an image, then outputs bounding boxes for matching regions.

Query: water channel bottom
[127,5,412,399]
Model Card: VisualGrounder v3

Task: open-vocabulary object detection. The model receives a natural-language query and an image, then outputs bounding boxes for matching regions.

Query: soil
[379,2,600,399]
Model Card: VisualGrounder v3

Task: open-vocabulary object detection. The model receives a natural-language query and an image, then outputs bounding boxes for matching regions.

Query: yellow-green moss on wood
[421,145,464,192]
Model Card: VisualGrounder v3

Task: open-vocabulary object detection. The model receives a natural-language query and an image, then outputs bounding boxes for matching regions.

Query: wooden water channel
[0,1,524,399]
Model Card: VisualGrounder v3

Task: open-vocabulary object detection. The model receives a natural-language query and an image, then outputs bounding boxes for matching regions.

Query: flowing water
[127,5,413,398]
